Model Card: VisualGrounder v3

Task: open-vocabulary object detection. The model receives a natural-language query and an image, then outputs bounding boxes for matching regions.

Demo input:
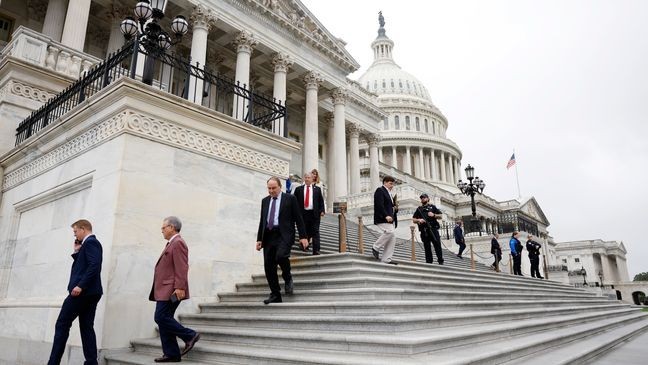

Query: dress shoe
[438,260,444,265]
[313,251,321,255]
[456,254,463,259]
[181,332,200,356]
[154,356,181,363]
[285,279,294,295]
[537,276,545,279]
[263,294,282,304]
[372,248,380,260]
[386,261,398,265]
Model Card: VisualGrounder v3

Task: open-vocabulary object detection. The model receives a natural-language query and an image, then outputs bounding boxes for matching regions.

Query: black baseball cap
[420,193,429,199]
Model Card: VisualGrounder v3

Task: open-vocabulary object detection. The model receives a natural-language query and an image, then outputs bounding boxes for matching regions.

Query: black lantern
[457,164,486,233]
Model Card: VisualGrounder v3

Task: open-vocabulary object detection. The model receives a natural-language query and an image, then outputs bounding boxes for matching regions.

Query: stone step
[198,299,619,315]
[421,311,648,365]
[235,276,596,298]
[127,308,641,357]
[216,287,603,304]
[179,303,628,332]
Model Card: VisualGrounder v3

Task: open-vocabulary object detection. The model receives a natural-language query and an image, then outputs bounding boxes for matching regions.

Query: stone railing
[1,26,101,79]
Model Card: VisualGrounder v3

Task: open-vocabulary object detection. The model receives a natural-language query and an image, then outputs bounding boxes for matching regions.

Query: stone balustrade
[1,26,101,79]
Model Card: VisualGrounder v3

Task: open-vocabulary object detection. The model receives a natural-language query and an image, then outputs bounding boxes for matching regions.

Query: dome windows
[424,118,429,133]
[405,116,410,130]
[415,117,420,131]
[395,115,400,129]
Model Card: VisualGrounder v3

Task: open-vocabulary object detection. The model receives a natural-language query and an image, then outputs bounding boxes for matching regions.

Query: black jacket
[257,192,307,247]
[491,237,501,254]
[526,240,542,257]
[67,235,103,296]
[294,184,325,216]
[373,186,398,227]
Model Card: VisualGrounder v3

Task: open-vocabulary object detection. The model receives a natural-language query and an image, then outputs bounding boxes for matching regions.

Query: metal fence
[15,37,286,145]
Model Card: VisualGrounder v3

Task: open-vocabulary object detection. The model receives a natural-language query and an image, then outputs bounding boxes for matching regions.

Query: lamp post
[580,266,587,286]
[457,164,486,233]
[120,0,189,85]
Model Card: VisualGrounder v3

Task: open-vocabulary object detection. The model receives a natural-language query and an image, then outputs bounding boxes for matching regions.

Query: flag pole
[514,149,521,199]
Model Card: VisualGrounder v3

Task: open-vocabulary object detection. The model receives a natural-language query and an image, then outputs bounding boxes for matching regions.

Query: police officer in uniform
[412,193,444,265]
[526,234,544,279]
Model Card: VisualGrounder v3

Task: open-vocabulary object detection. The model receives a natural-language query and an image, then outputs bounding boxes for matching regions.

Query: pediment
[255,0,360,72]
[519,197,550,225]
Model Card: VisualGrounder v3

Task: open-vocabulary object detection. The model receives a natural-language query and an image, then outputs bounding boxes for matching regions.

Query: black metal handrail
[15,37,287,145]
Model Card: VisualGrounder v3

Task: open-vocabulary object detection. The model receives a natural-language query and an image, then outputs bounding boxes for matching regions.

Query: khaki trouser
[373,223,396,263]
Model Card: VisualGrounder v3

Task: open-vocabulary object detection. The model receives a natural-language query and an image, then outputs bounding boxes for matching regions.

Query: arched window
[383,117,388,129]
[399,80,403,88]
[390,79,394,88]
[432,122,436,135]
[395,116,400,129]
[415,117,420,131]
[382,79,386,88]
[373,80,377,89]
[366,82,370,90]
[424,119,429,133]
[405,116,410,130]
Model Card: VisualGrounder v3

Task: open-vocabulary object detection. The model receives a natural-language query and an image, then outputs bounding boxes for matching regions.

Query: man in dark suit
[256,176,308,304]
[372,175,398,264]
[294,172,325,255]
[48,219,103,365]
[454,221,466,259]
[149,216,200,362]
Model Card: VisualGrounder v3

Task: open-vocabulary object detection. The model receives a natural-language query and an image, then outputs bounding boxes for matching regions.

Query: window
[394,116,400,129]
[399,80,403,88]
[405,116,410,130]
[424,119,429,133]
[562,259,567,264]
[575,258,580,263]
[0,15,13,42]
[415,117,420,131]
[382,79,386,88]
[432,122,436,135]
[390,79,394,88]
[288,132,300,143]
[383,118,388,129]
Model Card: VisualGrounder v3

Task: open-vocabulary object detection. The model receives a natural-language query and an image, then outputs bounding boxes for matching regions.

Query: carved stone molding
[233,30,258,54]
[330,87,348,105]
[1,81,55,103]
[191,4,218,31]
[303,71,322,90]
[272,53,293,73]
[3,110,289,191]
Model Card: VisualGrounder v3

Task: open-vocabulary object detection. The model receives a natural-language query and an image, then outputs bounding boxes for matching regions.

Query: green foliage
[633,272,648,281]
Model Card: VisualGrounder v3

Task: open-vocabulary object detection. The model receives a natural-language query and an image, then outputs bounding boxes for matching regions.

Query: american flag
[506,153,516,169]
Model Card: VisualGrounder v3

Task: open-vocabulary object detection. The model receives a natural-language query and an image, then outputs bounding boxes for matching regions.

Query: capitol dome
[356,12,462,192]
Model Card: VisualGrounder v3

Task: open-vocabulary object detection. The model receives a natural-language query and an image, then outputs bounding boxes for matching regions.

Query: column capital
[367,134,382,147]
[330,87,348,105]
[191,4,218,31]
[347,123,361,138]
[303,71,323,90]
[272,53,294,73]
[323,112,334,126]
[234,30,258,53]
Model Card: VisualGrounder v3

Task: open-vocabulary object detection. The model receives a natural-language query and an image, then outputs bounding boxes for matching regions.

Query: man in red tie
[294,172,326,255]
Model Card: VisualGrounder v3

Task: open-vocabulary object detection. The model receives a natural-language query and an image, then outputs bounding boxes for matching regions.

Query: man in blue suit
[48,219,103,365]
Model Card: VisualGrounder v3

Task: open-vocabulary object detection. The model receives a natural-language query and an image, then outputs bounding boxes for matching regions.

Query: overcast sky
[301,0,648,278]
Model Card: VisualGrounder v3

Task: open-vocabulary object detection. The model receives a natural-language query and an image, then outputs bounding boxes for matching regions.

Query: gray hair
[164,216,182,232]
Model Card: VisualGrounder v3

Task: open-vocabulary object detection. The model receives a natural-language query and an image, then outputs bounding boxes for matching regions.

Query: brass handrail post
[339,212,347,253]
[410,225,416,262]
[509,254,513,275]
[470,243,475,271]
[357,216,364,254]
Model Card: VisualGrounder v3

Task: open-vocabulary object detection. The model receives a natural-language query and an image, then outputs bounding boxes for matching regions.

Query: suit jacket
[294,184,325,216]
[373,186,398,226]
[67,235,103,296]
[454,225,464,244]
[256,192,307,247]
[149,235,190,301]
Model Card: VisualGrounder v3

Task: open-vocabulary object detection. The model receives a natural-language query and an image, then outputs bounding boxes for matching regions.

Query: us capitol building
[0,0,635,363]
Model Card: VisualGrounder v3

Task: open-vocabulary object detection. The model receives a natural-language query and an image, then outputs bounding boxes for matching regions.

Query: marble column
[272,53,293,136]
[440,151,447,183]
[331,88,348,198]
[42,0,68,42]
[430,149,437,181]
[368,134,381,189]
[449,156,455,184]
[348,124,361,195]
[404,146,412,175]
[325,113,335,210]
[188,5,217,104]
[232,30,258,119]
[61,0,91,51]
[417,148,425,179]
[391,146,397,168]
[378,147,383,162]
[302,71,323,174]
[424,151,430,180]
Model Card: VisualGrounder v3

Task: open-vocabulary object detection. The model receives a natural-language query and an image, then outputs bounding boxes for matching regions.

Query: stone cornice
[0,80,56,103]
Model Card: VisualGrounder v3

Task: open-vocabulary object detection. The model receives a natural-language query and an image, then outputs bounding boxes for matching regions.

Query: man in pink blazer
[149,216,200,362]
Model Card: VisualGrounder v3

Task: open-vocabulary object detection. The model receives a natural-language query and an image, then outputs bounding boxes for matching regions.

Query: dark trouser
[529,255,541,278]
[493,252,502,269]
[48,294,102,365]
[421,229,443,264]
[154,300,196,358]
[513,254,522,275]
[456,240,466,257]
[263,229,292,296]
[303,210,321,253]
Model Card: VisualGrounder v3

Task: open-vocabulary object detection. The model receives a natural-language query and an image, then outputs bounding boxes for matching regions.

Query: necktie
[305,185,311,208]
[267,197,277,229]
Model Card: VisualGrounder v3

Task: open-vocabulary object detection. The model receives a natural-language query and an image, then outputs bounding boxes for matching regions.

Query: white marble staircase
[105,252,648,365]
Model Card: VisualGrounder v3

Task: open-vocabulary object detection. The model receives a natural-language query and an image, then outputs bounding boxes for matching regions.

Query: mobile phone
[170,293,179,303]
